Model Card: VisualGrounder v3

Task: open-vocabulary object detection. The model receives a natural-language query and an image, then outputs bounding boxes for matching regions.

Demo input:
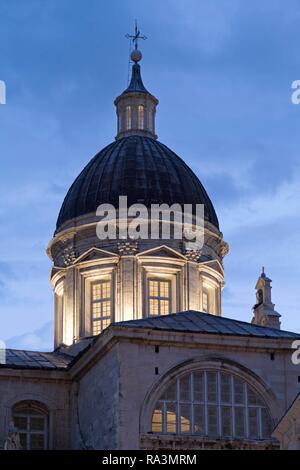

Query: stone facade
[1,321,299,449]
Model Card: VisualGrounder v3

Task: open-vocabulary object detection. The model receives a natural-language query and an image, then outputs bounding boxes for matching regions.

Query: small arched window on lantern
[148,110,153,132]
[138,105,145,130]
[126,106,132,130]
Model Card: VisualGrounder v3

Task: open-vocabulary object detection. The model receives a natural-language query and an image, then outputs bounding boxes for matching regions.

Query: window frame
[126,105,132,130]
[151,370,272,440]
[138,105,145,130]
[90,279,112,335]
[147,278,172,316]
[202,288,210,313]
[13,401,48,450]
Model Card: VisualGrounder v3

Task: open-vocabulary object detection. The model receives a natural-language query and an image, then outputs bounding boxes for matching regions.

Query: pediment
[200,259,224,276]
[75,247,118,263]
[137,245,186,260]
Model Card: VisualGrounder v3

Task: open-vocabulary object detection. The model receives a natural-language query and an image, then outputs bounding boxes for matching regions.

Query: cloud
[221,171,300,234]
[5,320,53,351]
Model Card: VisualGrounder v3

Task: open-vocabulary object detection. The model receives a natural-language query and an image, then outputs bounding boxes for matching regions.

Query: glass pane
[193,404,205,435]
[138,105,144,129]
[30,416,45,431]
[102,282,111,299]
[179,404,191,434]
[203,291,209,312]
[221,406,232,437]
[19,433,27,450]
[160,300,169,315]
[234,378,245,405]
[207,405,218,436]
[149,299,158,315]
[102,318,111,330]
[92,320,101,335]
[193,372,204,402]
[261,408,271,438]
[221,373,231,404]
[126,106,131,130]
[247,386,263,406]
[149,281,158,297]
[152,405,163,433]
[161,382,177,401]
[166,403,177,433]
[92,284,101,299]
[207,372,217,403]
[102,301,111,315]
[92,303,101,318]
[160,281,169,298]
[30,433,45,450]
[179,375,191,401]
[234,407,245,438]
[248,408,259,438]
[14,416,27,431]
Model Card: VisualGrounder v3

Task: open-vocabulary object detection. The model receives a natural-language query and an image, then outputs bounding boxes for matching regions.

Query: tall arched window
[126,106,132,130]
[151,371,272,439]
[138,105,145,130]
[13,401,48,450]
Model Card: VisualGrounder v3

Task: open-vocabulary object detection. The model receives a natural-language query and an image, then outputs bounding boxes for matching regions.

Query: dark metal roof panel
[122,63,149,94]
[56,135,219,232]
[0,349,73,370]
[114,310,300,339]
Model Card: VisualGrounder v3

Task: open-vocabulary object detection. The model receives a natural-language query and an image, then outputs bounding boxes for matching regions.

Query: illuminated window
[126,106,132,130]
[91,280,112,335]
[138,105,145,129]
[202,289,209,313]
[13,401,48,450]
[151,371,272,439]
[148,279,171,316]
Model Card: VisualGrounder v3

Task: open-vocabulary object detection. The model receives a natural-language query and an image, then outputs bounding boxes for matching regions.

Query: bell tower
[251,268,281,329]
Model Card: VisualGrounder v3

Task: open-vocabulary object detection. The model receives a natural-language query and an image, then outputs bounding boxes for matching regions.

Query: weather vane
[125,21,147,51]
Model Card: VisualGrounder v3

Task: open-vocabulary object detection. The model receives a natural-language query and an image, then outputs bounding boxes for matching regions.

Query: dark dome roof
[56,136,219,232]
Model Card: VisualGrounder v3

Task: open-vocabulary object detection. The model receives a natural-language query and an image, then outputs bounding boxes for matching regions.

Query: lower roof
[115,310,300,339]
[1,311,299,371]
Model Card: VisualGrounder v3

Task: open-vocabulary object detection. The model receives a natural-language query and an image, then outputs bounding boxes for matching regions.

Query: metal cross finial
[125,20,147,50]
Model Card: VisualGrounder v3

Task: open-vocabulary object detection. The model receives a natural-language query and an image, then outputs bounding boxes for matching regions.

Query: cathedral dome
[56,135,219,232]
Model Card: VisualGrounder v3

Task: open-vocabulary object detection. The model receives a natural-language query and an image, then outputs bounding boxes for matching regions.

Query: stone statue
[3,421,21,450]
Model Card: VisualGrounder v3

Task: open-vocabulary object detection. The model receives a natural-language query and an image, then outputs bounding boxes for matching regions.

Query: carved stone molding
[184,248,202,262]
[117,240,139,256]
[62,245,76,267]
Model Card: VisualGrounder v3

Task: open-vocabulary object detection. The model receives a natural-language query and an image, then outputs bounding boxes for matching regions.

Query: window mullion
[176,378,180,434]
[204,371,208,436]
[231,374,235,438]
[217,371,221,437]
[245,383,249,439]
[258,407,262,439]
[191,372,194,435]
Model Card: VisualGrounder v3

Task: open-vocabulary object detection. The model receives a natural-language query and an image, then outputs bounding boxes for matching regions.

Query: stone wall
[75,345,120,449]
[0,370,71,449]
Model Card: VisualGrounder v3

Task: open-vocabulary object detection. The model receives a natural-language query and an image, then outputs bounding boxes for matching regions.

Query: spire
[251,268,281,329]
[123,62,148,95]
[114,22,159,140]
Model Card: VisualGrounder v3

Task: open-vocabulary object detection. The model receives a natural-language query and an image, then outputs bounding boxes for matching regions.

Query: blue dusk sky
[0,0,300,351]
